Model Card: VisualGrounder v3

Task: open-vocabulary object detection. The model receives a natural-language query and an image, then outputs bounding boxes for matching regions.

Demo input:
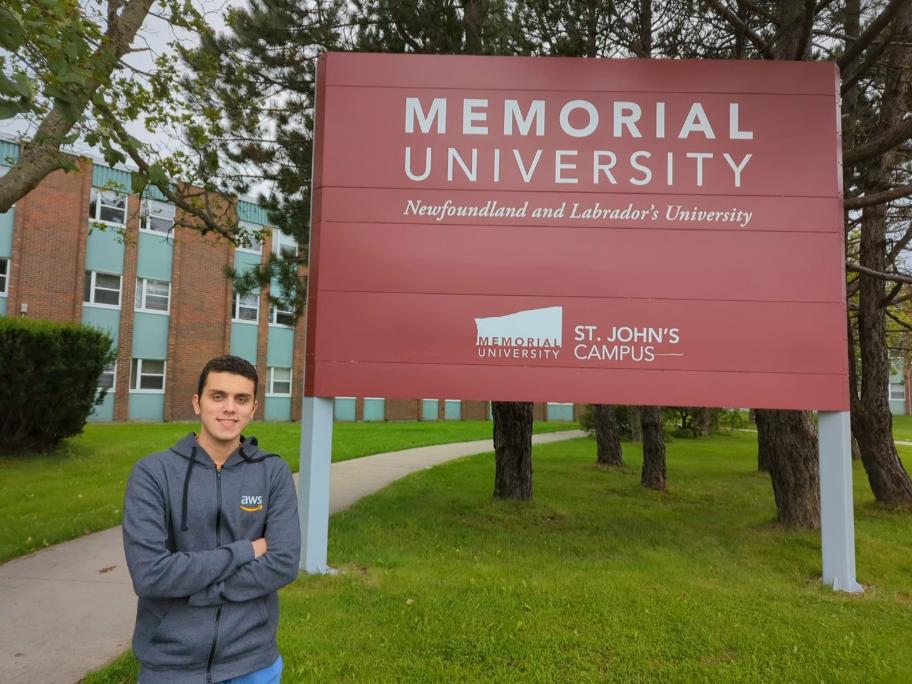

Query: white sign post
[297,396,334,574]
[818,411,863,592]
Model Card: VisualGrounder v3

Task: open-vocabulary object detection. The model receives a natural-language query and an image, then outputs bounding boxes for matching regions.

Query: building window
[84,271,122,307]
[89,188,127,226]
[233,291,259,322]
[99,362,116,392]
[236,221,263,255]
[130,358,165,392]
[270,302,294,327]
[268,367,292,396]
[135,278,171,313]
[272,228,298,258]
[141,199,175,234]
[889,383,905,401]
[0,257,7,296]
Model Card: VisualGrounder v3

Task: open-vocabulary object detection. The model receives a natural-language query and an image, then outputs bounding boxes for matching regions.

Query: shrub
[0,318,115,453]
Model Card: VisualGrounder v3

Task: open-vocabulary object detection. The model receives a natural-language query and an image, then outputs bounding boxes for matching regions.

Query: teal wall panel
[85,228,125,274]
[92,164,131,191]
[444,400,461,420]
[421,399,438,421]
[82,306,120,346]
[890,399,905,416]
[267,327,294,367]
[547,403,574,421]
[0,298,7,316]
[264,397,292,421]
[0,207,13,256]
[0,140,19,165]
[235,251,261,273]
[143,184,168,201]
[334,398,356,421]
[89,393,115,422]
[129,393,164,421]
[230,322,258,364]
[132,312,169,358]
[238,200,268,225]
[137,232,173,280]
[363,398,385,421]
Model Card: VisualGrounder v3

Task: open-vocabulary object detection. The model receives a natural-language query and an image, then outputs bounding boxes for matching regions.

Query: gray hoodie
[122,433,301,684]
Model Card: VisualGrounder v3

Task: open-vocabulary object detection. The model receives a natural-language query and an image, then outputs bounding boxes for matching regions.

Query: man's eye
[237,397,248,404]
[212,393,224,400]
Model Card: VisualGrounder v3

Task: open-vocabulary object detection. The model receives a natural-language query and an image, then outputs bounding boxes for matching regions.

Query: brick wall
[386,398,420,421]
[113,196,140,420]
[165,205,234,420]
[8,160,92,322]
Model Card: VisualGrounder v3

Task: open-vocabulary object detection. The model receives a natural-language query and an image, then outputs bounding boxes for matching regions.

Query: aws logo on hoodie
[240,495,264,512]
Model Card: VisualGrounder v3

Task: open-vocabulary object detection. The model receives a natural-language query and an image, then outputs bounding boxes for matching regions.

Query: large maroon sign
[305,53,848,410]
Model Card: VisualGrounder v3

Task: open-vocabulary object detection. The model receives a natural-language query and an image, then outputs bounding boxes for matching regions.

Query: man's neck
[196,434,239,469]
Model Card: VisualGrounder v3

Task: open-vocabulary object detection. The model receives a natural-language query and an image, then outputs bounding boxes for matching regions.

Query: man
[123,355,301,684]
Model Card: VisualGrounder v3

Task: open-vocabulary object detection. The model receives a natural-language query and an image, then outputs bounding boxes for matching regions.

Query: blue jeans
[218,656,283,684]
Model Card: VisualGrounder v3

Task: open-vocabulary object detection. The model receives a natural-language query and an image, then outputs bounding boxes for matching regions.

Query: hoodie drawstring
[181,445,198,531]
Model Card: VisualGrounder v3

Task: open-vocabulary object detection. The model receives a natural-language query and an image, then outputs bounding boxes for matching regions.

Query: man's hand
[252,538,268,559]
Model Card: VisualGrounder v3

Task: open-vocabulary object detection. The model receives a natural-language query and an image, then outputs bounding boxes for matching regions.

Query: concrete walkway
[0,430,585,684]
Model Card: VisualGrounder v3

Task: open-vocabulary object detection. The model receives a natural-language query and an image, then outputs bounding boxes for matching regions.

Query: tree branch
[843,117,912,166]
[846,259,912,284]
[837,0,908,69]
[704,0,775,59]
[844,183,912,209]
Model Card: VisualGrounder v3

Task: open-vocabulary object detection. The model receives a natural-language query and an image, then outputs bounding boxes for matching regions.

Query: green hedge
[0,318,115,453]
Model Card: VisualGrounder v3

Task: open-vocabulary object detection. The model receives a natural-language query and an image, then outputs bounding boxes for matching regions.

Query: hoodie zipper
[205,468,223,684]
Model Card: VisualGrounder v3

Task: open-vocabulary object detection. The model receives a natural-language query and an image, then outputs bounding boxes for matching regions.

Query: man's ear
[192,393,201,416]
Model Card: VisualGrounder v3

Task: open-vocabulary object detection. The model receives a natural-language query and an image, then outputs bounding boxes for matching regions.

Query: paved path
[0,430,585,684]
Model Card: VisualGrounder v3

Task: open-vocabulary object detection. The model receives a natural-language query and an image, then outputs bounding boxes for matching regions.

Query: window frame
[889,383,905,401]
[233,291,260,323]
[269,302,295,327]
[135,277,171,314]
[98,361,117,394]
[130,358,166,393]
[271,228,298,258]
[0,257,8,296]
[140,199,176,235]
[236,221,263,255]
[83,270,122,309]
[89,188,128,228]
[267,367,293,397]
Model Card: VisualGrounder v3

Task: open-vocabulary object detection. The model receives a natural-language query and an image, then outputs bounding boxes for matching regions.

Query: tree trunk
[693,407,719,436]
[755,409,820,528]
[850,1,912,508]
[630,406,642,442]
[492,401,533,500]
[592,404,623,466]
[640,406,666,491]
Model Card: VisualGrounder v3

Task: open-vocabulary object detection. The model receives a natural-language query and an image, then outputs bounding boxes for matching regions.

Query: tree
[492,401,534,500]
[0,0,251,246]
[592,405,624,467]
[640,406,667,491]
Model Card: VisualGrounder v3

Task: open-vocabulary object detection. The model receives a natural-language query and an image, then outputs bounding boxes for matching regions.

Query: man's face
[192,371,258,449]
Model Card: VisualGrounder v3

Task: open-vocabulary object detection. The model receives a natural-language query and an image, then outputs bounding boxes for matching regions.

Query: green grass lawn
[85,431,912,684]
[0,420,577,563]
[890,414,912,442]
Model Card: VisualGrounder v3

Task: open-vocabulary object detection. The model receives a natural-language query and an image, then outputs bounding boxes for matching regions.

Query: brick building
[0,140,582,422]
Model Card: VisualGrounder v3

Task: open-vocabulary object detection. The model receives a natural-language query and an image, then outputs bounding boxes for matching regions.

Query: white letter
[555,150,578,184]
[613,102,642,137]
[593,151,617,184]
[493,149,501,182]
[513,149,542,183]
[405,98,446,134]
[687,152,713,186]
[463,99,489,135]
[504,100,545,136]
[405,147,432,181]
[729,103,753,139]
[559,100,599,138]
[723,153,752,187]
[448,148,478,181]
[678,103,716,139]
[630,151,652,186]
[655,102,666,138]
